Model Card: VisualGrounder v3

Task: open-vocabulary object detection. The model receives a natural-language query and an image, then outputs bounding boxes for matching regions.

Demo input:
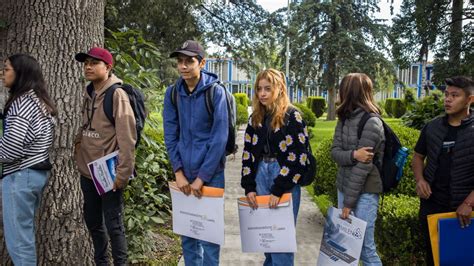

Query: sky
[256,0,402,23]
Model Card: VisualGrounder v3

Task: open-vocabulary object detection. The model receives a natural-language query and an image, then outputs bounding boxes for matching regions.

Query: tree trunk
[326,11,338,121]
[449,0,463,68]
[0,0,105,264]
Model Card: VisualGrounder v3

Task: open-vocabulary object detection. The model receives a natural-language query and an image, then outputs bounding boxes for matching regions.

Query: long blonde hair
[336,73,381,121]
[251,68,291,129]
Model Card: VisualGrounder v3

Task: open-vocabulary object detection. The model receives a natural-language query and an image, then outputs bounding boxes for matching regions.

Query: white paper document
[169,182,225,245]
[87,150,134,196]
[317,207,367,266]
[238,193,297,253]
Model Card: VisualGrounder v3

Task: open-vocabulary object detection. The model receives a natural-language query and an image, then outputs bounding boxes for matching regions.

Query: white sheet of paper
[169,182,225,245]
[238,193,297,253]
[317,207,367,266]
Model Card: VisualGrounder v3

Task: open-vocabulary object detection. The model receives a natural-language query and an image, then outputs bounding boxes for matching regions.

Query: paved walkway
[179,128,325,265]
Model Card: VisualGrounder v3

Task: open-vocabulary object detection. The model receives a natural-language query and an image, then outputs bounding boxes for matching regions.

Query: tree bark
[0,0,105,264]
[326,11,338,121]
[449,0,463,68]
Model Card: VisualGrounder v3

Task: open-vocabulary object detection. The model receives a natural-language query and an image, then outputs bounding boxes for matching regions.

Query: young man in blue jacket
[412,76,474,265]
[163,40,228,266]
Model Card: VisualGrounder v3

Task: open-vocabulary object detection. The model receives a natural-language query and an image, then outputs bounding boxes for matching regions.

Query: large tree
[390,0,473,85]
[0,0,105,264]
[288,0,392,120]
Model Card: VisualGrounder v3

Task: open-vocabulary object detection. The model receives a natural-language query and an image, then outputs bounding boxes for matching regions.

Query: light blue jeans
[2,168,48,266]
[337,190,382,266]
[181,171,224,266]
[255,160,301,266]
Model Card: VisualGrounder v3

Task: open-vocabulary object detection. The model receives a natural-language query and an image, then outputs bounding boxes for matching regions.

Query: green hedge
[402,90,444,130]
[236,104,248,125]
[307,96,327,118]
[294,103,316,127]
[384,98,395,117]
[391,98,407,118]
[234,93,250,107]
[312,124,420,200]
[404,87,417,108]
[376,195,424,265]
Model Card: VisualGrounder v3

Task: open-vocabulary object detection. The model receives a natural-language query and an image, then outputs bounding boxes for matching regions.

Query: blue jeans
[181,171,224,266]
[255,161,301,266]
[337,190,382,266]
[2,168,48,266]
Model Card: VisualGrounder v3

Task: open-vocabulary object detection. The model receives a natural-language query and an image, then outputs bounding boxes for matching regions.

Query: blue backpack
[170,82,238,156]
[357,112,409,192]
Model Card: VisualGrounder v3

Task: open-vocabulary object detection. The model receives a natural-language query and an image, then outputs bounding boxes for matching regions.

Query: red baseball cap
[75,47,113,66]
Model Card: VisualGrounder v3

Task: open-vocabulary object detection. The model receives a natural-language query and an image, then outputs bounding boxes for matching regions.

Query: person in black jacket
[412,76,474,266]
[241,68,309,265]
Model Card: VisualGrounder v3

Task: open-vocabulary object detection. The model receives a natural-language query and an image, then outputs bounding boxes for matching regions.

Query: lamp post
[286,0,291,101]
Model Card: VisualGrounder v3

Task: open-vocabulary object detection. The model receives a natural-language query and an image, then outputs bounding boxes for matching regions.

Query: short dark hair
[445,76,474,96]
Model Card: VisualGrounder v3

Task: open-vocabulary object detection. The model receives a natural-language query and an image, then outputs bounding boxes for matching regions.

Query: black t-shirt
[415,124,460,206]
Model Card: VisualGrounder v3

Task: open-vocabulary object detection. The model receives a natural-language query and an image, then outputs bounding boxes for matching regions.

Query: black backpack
[171,81,238,156]
[103,83,147,148]
[282,108,317,186]
[357,112,405,192]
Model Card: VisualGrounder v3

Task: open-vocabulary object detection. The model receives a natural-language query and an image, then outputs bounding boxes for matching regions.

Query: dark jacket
[163,70,228,183]
[331,108,385,208]
[422,112,474,209]
[241,108,309,197]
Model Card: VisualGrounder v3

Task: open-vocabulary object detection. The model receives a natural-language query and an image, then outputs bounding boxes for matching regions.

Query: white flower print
[299,153,308,166]
[279,141,287,152]
[295,111,303,123]
[252,135,259,145]
[303,126,309,137]
[243,167,251,176]
[286,135,293,146]
[292,174,301,184]
[287,152,296,162]
[298,133,306,144]
[245,133,251,143]
[243,151,250,160]
[280,166,290,176]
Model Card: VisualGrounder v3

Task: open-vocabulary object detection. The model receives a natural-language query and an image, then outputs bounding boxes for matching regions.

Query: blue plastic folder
[428,212,474,266]
[438,217,474,265]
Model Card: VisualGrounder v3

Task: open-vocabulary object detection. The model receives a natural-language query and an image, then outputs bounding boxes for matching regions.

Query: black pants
[419,199,452,266]
[80,176,127,266]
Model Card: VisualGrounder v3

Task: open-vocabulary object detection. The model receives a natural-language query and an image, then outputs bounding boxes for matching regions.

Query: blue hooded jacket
[163,70,228,182]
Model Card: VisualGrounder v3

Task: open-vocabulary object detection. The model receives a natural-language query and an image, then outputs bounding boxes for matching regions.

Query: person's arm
[412,126,431,199]
[113,89,137,189]
[163,85,184,173]
[0,114,31,163]
[331,121,356,166]
[270,110,307,199]
[457,191,474,228]
[343,117,383,208]
[196,85,228,183]
[241,118,259,209]
[241,119,259,194]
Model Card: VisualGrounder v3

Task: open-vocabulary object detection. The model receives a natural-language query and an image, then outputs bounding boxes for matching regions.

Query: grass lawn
[310,116,402,150]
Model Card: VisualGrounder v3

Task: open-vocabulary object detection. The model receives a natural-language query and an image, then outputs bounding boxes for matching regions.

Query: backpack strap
[205,82,220,116]
[103,83,122,127]
[357,112,380,139]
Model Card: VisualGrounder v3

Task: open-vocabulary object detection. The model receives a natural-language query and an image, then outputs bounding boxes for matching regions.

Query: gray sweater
[331,108,385,208]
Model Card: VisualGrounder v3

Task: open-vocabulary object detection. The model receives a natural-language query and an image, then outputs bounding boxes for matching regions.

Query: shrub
[376,195,424,265]
[233,93,250,107]
[312,137,338,203]
[384,98,395,117]
[402,92,444,130]
[125,115,174,262]
[294,103,316,127]
[236,104,248,125]
[307,96,327,118]
[314,194,334,217]
[312,124,420,200]
[404,87,417,108]
[391,98,407,118]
